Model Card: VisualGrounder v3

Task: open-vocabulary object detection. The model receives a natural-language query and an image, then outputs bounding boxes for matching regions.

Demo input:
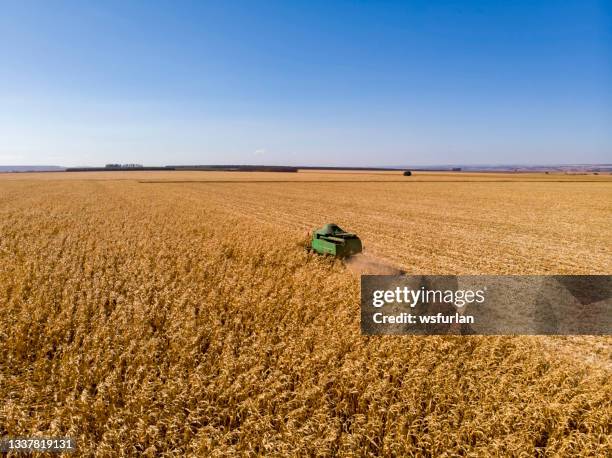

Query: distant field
[2,169,610,182]
[0,170,610,455]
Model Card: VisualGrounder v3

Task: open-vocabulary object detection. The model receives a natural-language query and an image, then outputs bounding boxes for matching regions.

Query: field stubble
[0,171,610,456]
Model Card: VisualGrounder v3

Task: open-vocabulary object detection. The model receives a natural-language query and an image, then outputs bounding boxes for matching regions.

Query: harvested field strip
[138,179,609,183]
[3,170,611,183]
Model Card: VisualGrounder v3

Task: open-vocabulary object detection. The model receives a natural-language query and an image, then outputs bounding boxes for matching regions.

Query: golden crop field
[1,170,611,456]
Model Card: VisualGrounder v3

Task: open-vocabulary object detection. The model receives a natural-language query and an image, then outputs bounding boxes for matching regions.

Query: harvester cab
[309,223,362,257]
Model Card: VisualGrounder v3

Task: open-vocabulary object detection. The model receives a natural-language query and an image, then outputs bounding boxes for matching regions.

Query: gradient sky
[0,0,610,167]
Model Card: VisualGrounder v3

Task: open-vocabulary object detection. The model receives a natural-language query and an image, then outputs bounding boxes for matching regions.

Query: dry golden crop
[0,171,610,456]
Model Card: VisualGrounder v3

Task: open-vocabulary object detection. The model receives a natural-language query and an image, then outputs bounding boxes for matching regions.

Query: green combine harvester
[309,223,362,257]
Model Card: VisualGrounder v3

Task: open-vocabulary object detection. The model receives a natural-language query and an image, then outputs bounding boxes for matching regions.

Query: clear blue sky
[0,0,610,166]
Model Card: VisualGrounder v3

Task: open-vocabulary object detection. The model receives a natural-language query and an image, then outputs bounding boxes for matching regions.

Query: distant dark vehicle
[403,170,412,176]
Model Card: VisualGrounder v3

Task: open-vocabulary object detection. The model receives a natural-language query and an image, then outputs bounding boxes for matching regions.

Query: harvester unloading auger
[308,223,362,257]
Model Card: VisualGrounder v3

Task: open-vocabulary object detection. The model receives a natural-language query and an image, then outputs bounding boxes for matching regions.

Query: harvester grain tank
[309,223,362,257]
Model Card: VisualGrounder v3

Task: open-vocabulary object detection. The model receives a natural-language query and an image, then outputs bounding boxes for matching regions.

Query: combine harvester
[308,224,362,257]
[308,223,404,274]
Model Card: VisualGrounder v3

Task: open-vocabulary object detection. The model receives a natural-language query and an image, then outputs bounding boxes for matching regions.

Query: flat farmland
[0,171,610,456]
[145,174,611,274]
